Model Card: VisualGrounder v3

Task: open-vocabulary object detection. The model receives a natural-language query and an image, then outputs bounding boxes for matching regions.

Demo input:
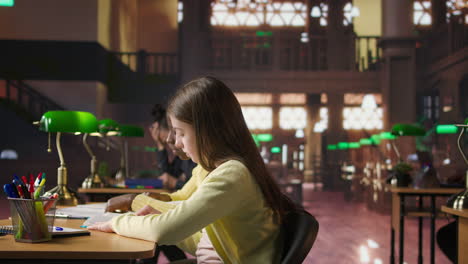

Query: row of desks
[390,187,465,264]
[1,187,467,263]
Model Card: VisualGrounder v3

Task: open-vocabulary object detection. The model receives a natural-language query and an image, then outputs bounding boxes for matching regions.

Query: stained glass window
[446,0,468,24]
[343,94,383,130]
[279,107,307,130]
[242,106,273,129]
[314,107,328,133]
[413,0,432,26]
[211,0,307,27]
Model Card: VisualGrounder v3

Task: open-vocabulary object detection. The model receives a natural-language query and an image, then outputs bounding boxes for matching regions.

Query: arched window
[413,0,432,26]
[211,0,307,27]
[446,0,468,24]
[343,94,383,130]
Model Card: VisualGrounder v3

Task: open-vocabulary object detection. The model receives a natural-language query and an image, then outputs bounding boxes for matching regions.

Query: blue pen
[55,227,63,231]
[3,184,19,198]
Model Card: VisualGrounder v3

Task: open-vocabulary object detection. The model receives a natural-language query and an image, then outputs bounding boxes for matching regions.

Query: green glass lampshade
[370,134,381,145]
[118,125,144,137]
[337,142,349,150]
[391,123,426,136]
[257,133,273,142]
[380,131,397,140]
[349,142,361,149]
[39,111,98,133]
[359,138,373,145]
[271,146,281,153]
[436,125,458,134]
[97,119,120,136]
[327,144,337,150]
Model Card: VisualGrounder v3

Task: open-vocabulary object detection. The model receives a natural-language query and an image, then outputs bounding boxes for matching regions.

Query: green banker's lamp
[446,119,468,209]
[114,124,144,186]
[436,124,459,165]
[390,124,426,187]
[81,119,120,189]
[38,111,98,205]
[391,123,426,161]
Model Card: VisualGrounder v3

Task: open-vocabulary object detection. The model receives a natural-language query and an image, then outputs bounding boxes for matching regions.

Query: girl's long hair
[167,76,297,222]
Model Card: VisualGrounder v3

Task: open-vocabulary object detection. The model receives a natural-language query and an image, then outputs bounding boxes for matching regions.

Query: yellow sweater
[111,160,282,264]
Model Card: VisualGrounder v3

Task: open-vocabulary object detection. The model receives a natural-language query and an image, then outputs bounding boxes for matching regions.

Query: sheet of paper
[82,212,122,227]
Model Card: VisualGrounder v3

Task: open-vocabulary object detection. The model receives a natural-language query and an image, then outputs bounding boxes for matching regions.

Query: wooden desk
[441,206,468,264]
[390,187,462,264]
[0,218,155,263]
[78,188,169,202]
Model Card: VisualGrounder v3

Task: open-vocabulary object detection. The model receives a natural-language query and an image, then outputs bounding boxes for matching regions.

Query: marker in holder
[8,197,57,243]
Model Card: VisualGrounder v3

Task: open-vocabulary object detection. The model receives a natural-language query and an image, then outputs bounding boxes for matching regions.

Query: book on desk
[0,225,90,237]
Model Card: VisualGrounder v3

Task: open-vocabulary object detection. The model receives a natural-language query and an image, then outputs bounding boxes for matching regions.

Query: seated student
[90,76,297,263]
[139,104,197,263]
[150,104,196,190]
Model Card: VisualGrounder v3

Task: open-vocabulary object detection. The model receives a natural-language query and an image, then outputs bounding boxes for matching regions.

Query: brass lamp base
[44,185,78,206]
[446,189,468,209]
[446,171,468,210]
[81,173,105,189]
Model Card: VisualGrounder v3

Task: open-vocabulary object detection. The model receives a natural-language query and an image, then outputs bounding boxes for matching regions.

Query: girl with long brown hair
[90,76,296,263]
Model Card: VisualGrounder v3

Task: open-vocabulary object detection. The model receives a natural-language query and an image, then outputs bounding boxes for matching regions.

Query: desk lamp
[81,119,120,189]
[391,123,426,161]
[446,119,468,209]
[115,124,144,185]
[38,111,98,205]
[436,124,459,165]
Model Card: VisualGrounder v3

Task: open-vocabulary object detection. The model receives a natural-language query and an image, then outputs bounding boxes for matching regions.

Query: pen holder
[8,197,57,243]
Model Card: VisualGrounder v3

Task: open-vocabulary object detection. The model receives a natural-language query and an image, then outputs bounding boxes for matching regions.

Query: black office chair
[281,209,319,264]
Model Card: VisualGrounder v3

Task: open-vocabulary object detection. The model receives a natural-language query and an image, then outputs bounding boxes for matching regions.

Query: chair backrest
[281,209,319,264]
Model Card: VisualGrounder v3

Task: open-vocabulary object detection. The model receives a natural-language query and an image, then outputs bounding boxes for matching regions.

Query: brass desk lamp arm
[457,126,468,166]
[82,133,95,159]
[391,141,402,162]
[56,132,65,166]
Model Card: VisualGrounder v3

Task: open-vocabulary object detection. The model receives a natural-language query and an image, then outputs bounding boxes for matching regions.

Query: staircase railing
[354,35,381,72]
[111,50,178,76]
[0,79,120,151]
[0,79,64,122]
[421,20,468,63]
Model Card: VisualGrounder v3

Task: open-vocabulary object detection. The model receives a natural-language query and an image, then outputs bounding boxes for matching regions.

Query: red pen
[43,193,58,213]
[21,176,29,188]
[16,185,24,198]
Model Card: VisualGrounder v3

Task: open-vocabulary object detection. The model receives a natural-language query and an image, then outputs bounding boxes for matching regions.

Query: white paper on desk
[76,203,107,209]
[56,206,105,218]
[82,212,122,227]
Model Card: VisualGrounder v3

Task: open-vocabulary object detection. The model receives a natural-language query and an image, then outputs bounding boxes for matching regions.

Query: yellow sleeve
[131,194,177,212]
[111,161,251,245]
[168,165,205,201]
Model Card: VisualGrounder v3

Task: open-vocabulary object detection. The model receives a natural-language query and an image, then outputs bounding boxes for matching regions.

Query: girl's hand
[88,221,115,233]
[135,205,162,216]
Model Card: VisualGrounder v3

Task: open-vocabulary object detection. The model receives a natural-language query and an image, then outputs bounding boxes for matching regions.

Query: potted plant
[392,162,413,187]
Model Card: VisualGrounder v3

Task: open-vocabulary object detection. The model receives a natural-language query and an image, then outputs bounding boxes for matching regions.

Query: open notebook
[0,225,90,237]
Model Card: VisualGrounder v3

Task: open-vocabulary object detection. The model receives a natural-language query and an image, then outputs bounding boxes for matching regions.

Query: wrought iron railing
[421,20,468,63]
[210,30,380,72]
[354,35,381,72]
[0,79,64,121]
[112,50,178,76]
